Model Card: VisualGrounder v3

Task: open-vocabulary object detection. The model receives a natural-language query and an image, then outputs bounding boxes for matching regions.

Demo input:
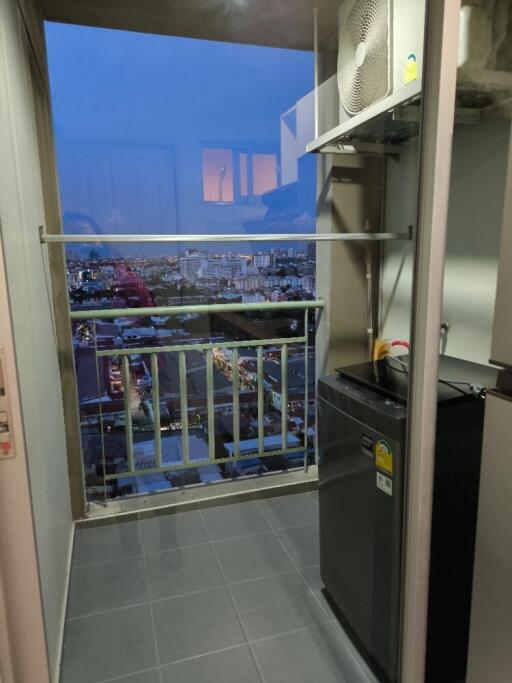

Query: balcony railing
[70,300,323,501]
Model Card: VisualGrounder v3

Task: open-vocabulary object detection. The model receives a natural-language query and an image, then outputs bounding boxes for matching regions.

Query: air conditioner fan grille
[338,0,391,116]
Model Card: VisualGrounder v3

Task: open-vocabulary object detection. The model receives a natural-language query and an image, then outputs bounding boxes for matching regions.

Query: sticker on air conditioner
[404,54,418,85]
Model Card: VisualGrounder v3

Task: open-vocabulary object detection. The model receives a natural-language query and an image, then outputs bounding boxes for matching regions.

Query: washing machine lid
[335,355,497,404]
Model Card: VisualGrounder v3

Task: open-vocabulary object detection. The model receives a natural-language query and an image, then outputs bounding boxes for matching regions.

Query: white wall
[0,0,73,678]
[380,117,510,365]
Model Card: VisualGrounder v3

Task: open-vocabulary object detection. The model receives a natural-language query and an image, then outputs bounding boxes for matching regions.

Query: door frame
[400,1,462,681]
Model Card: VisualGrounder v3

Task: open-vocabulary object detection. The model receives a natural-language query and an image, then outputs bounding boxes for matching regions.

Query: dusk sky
[44,22,315,254]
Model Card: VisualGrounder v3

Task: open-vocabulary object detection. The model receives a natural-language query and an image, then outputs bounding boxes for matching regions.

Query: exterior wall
[380,118,510,365]
[0,0,73,678]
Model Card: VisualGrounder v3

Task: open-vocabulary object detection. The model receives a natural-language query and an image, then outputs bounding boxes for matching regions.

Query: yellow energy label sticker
[404,54,418,85]
[375,439,393,475]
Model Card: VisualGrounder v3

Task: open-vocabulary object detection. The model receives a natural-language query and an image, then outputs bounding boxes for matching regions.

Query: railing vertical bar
[93,321,108,508]
[151,353,162,469]
[122,354,134,472]
[303,309,309,472]
[179,351,190,465]
[232,348,240,458]
[281,344,288,450]
[206,350,215,463]
[257,346,264,456]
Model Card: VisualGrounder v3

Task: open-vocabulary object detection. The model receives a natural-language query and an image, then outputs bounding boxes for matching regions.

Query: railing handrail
[70,299,324,320]
[96,336,310,357]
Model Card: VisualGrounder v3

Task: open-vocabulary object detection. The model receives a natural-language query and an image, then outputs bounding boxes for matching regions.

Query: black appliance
[318,355,496,683]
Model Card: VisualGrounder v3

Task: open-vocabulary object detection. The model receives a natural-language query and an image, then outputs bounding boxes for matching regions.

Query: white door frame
[400,1,462,681]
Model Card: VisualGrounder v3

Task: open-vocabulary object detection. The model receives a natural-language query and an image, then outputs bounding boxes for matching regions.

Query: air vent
[338,0,391,115]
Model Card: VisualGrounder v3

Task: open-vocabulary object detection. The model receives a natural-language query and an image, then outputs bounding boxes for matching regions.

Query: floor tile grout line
[66,599,153,622]
[198,507,267,683]
[96,665,161,683]
[66,552,323,624]
[66,565,307,623]
[72,550,145,570]
[149,641,253,673]
[100,620,341,678]
[254,498,332,621]
[146,622,337,674]
[72,522,318,570]
[138,521,164,683]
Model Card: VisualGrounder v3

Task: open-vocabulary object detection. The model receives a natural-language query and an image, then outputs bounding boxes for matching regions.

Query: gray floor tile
[230,571,328,640]
[60,605,157,683]
[67,556,149,618]
[146,543,224,600]
[276,524,319,569]
[139,508,208,553]
[153,587,245,664]
[300,565,338,620]
[258,493,319,530]
[214,532,293,583]
[73,519,143,567]
[101,669,161,683]
[160,645,261,683]
[202,500,270,541]
[252,622,372,683]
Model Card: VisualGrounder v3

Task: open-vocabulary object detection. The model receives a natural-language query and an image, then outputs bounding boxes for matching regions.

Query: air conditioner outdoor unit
[337,0,425,129]
[335,0,512,137]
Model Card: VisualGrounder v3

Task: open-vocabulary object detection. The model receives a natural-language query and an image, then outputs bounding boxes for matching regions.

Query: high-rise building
[179,256,204,280]
[253,252,271,268]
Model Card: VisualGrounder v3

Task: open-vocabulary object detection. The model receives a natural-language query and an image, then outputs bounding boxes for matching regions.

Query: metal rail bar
[303,309,309,472]
[70,299,324,321]
[107,446,306,480]
[151,353,162,469]
[41,230,410,244]
[93,321,108,507]
[206,350,215,463]
[281,344,288,451]
[179,351,190,466]
[257,347,264,456]
[232,348,240,458]
[96,336,307,358]
[121,355,134,472]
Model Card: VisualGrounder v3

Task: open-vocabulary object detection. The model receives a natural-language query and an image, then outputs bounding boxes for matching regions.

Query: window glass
[45,23,316,505]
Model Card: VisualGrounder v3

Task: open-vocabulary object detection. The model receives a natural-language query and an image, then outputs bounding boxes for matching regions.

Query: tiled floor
[60,491,377,683]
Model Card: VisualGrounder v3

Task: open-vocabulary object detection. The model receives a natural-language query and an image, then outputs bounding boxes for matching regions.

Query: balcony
[58,298,383,683]
[71,300,323,516]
